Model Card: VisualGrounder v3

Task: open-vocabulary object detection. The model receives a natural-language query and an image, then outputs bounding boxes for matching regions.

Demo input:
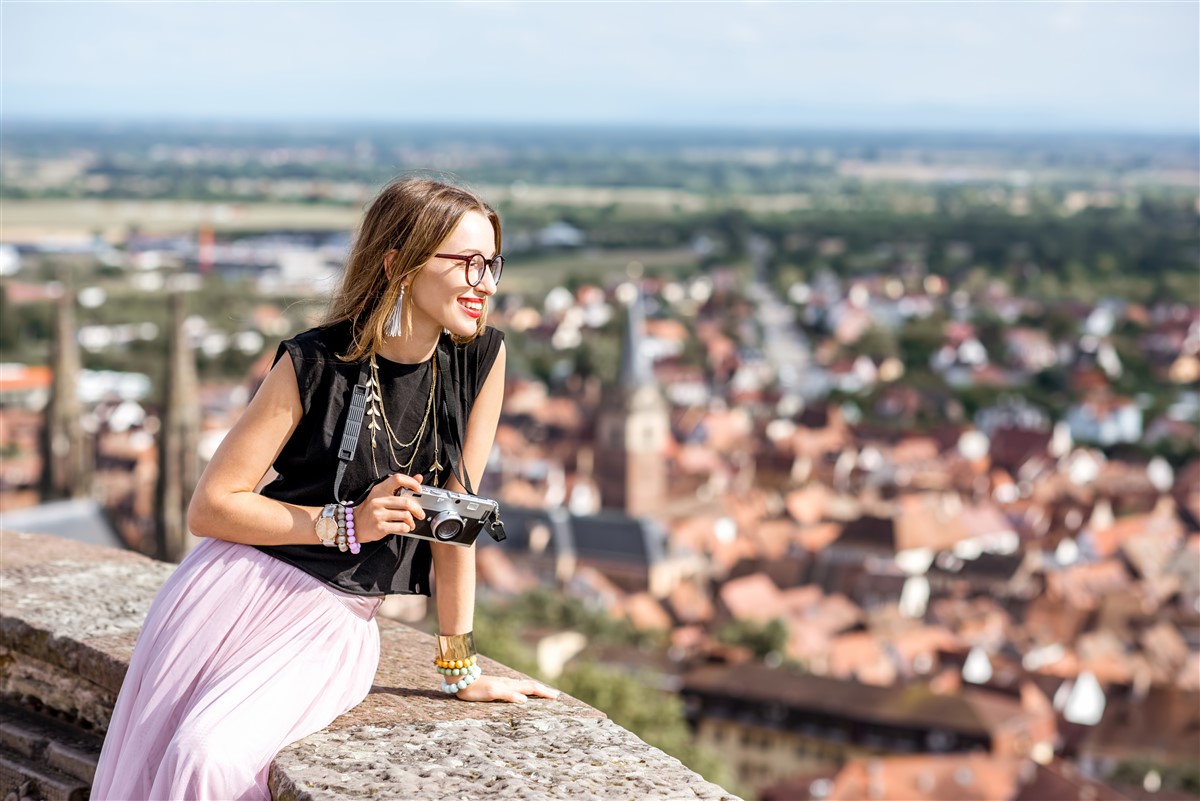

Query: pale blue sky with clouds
[2,2,1196,132]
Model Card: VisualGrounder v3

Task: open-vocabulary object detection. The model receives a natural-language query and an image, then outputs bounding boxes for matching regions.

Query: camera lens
[429,511,465,541]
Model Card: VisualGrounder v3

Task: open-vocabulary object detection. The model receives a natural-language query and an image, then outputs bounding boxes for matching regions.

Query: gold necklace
[365,352,437,476]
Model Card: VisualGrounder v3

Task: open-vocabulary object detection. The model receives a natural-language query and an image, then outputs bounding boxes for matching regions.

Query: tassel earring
[386,286,405,338]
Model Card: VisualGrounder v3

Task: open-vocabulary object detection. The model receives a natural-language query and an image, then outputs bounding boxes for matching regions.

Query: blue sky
[2,2,1196,133]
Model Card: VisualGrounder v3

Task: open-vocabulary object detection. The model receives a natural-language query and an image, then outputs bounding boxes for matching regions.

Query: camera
[393,485,504,547]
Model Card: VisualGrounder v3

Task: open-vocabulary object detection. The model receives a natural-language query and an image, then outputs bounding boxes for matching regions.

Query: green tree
[1110,758,1200,796]
[472,592,737,794]
[714,618,789,660]
[0,285,19,356]
[854,325,899,361]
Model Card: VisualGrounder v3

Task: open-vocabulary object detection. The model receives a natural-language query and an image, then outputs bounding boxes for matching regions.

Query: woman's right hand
[352,473,428,543]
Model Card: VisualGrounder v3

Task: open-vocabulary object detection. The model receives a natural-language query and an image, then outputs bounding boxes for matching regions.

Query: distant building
[0,244,21,275]
[484,504,697,598]
[682,664,1054,792]
[0,364,51,410]
[763,754,1129,801]
[1066,396,1142,447]
[535,222,585,249]
[975,397,1050,437]
[593,290,670,519]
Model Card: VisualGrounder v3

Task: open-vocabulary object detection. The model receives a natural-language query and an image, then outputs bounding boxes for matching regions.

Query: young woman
[92,177,558,801]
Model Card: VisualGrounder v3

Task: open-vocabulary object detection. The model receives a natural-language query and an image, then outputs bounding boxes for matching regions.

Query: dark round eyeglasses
[435,253,504,287]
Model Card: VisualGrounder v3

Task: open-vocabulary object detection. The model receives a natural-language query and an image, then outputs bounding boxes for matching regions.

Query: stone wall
[0,530,738,800]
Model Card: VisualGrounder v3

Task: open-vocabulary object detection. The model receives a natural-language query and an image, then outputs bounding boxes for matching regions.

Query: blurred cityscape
[1,123,1198,801]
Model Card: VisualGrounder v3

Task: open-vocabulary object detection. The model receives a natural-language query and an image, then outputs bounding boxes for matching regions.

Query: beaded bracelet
[345,504,360,555]
[335,505,348,552]
[437,662,481,677]
[434,654,477,670]
[435,632,480,694]
[440,664,482,694]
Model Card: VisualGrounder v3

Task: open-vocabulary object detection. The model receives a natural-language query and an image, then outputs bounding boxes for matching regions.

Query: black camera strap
[332,361,373,506]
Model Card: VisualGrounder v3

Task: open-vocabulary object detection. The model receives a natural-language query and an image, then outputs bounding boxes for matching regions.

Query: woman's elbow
[186,487,222,539]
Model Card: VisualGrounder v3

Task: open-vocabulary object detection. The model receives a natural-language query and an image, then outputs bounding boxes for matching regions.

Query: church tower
[39,280,91,501]
[593,287,670,518]
[154,291,201,561]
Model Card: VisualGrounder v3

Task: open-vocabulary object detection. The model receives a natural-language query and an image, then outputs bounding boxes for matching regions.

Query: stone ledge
[272,717,734,801]
[1,530,739,800]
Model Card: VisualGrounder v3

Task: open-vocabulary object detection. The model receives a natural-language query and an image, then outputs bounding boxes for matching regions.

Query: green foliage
[1039,308,1080,343]
[1109,758,1200,796]
[971,313,1009,360]
[855,325,899,361]
[559,664,738,792]
[714,618,789,660]
[472,599,539,677]
[0,285,22,357]
[897,312,949,371]
[2,263,318,393]
[508,586,665,648]
[1024,368,1074,419]
[0,293,53,362]
[575,338,621,385]
[471,589,734,793]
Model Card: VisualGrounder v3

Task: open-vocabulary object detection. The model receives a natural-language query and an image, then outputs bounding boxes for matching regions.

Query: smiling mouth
[458,298,484,315]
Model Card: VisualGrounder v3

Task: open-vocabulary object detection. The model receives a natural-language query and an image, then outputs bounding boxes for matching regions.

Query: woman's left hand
[453,675,560,704]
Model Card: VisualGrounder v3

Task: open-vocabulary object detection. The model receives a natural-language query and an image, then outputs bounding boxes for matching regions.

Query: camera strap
[332,361,374,506]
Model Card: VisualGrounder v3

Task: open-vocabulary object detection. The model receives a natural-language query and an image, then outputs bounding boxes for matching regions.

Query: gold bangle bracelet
[436,632,477,662]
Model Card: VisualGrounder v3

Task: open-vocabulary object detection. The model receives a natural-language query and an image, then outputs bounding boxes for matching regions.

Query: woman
[93,177,558,801]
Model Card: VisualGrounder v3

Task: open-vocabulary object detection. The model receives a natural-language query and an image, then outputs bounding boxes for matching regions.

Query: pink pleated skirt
[92,536,382,801]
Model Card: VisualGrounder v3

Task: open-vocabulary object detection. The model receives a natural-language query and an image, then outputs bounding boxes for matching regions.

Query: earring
[386,286,405,338]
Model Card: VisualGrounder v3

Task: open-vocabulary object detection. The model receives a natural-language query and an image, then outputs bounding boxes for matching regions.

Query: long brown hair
[324,176,501,362]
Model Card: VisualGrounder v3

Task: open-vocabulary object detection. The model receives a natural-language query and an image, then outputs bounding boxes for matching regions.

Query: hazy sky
[2,2,1196,133]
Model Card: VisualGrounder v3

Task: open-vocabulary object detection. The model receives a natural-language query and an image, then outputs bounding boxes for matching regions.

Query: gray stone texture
[1,530,739,800]
[272,717,737,801]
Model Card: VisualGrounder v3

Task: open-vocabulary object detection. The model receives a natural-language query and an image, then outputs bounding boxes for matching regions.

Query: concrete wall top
[0,530,738,800]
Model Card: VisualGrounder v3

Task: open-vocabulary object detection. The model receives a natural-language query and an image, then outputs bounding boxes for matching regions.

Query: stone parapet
[0,530,738,800]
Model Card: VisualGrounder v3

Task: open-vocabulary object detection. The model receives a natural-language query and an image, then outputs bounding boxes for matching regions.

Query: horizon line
[2,116,1196,140]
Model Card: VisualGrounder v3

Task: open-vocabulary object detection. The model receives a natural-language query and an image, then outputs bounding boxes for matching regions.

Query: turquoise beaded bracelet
[439,664,482,694]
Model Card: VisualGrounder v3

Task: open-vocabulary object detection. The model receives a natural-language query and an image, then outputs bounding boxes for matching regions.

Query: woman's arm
[188,355,425,546]
[433,341,506,635]
[431,342,558,703]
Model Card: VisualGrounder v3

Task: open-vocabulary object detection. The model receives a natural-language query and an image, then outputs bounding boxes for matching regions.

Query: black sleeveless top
[255,321,504,596]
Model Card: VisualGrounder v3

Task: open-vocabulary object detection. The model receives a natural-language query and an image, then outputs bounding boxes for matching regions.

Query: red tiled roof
[475,546,538,596]
[666,580,715,625]
[1046,559,1131,611]
[718,572,785,623]
[890,625,962,665]
[828,753,1021,801]
[1087,511,1183,560]
[794,522,843,552]
[785,484,831,526]
[620,592,673,632]
[890,437,941,465]
[0,364,51,393]
[828,632,892,685]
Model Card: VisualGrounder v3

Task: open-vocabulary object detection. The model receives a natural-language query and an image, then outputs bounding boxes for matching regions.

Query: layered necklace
[364,352,442,478]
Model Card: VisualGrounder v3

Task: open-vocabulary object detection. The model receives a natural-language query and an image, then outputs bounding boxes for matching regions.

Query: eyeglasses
[435,253,504,287]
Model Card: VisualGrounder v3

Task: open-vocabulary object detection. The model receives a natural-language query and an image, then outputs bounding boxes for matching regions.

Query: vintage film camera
[394,485,505,547]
